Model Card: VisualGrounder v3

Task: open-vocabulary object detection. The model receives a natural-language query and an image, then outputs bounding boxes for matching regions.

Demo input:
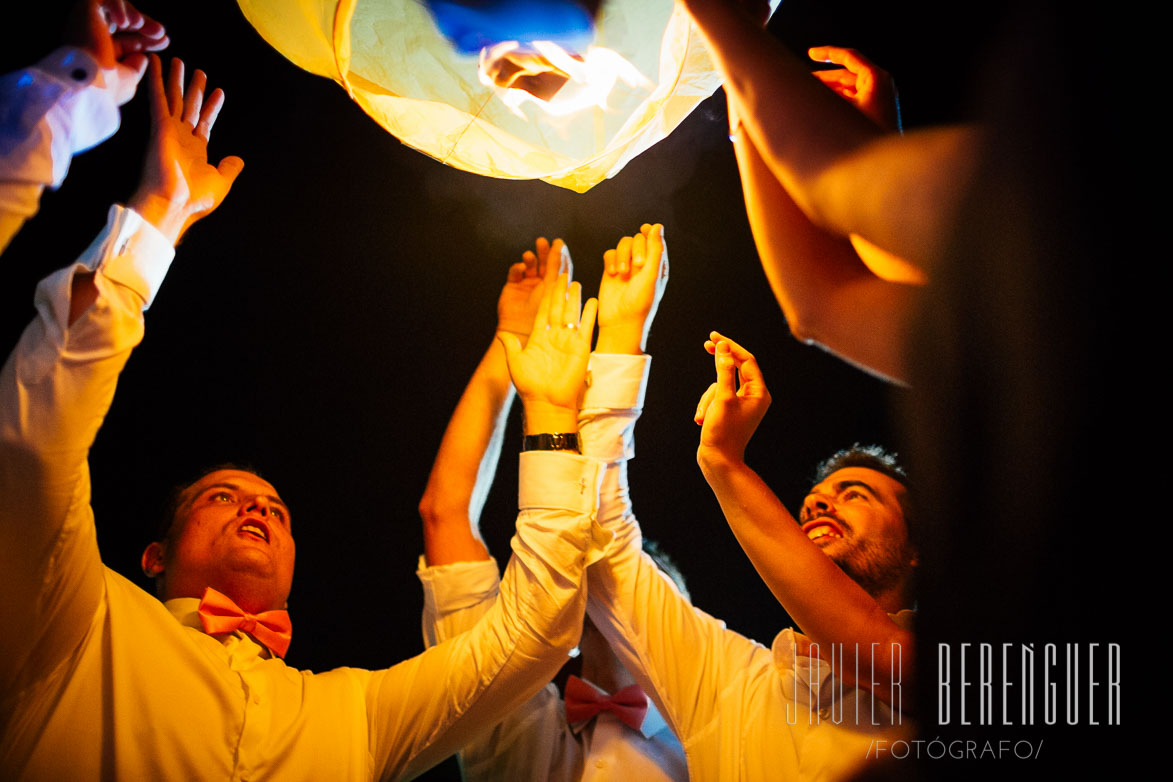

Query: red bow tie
[564,675,648,731]
[197,587,292,658]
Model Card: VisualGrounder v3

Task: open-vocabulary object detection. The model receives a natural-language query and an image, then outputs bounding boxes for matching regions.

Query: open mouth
[801,517,845,543]
[238,519,270,543]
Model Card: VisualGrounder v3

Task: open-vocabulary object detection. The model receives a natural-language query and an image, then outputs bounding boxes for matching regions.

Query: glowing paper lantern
[236,0,776,192]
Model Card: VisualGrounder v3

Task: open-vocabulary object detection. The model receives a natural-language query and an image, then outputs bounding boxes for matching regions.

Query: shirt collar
[163,596,273,660]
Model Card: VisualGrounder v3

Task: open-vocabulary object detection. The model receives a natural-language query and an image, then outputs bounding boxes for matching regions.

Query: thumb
[124,53,149,84]
[217,156,245,186]
[497,331,523,365]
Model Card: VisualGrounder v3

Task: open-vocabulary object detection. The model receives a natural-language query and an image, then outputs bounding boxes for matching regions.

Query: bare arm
[419,238,563,566]
[694,333,912,698]
[683,0,978,269]
[371,266,602,781]
[731,124,917,382]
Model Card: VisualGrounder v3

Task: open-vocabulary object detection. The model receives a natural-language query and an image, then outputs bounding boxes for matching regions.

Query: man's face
[799,467,914,598]
[149,469,296,613]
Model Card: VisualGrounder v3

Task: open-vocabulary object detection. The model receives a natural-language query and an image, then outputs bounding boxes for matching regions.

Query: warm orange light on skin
[849,234,928,285]
[479,40,653,118]
[800,466,916,612]
[141,469,296,614]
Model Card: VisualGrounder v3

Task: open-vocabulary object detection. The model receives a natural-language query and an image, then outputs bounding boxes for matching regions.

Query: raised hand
[498,273,598,434]
[808,46,900,132]
[596,223,668,355]
[497,237,570,339]
[129,57,244,244]
[694,332,771,463]
[64,0,169,105]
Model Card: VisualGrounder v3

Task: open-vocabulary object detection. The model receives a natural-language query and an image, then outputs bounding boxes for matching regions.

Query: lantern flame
[479,40,653,118]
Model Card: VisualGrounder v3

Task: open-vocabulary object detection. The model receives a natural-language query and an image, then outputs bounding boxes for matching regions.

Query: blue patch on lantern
[423,0,595,54]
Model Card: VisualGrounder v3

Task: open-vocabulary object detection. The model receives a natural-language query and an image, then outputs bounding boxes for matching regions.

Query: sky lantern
[236,0,775,192]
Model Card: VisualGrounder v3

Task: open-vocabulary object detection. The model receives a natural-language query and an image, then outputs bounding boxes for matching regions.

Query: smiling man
[0,51,604,781]
[581,332,916,781]
[799,450,916,613]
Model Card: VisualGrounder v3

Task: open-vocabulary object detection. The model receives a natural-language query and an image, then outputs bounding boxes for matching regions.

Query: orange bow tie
[197,587,292,658]
[564,675,648,731]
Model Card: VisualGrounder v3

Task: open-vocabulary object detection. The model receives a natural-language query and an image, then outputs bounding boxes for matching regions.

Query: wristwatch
[522,432,582,453]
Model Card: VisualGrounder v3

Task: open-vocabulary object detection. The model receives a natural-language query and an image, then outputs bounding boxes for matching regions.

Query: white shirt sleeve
[369,451,607,781]
[0,204,173,695]
[0,47,128,251]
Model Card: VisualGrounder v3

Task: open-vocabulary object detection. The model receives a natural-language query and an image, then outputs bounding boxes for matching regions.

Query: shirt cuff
[584,353,651,409]
[27,48,120,185]
[518,451,611,565]
[518,451,602,512]
[80,205,176,309]
[416,557,501,616]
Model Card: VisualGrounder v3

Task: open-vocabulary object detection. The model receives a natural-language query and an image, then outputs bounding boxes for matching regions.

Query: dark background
[4,1,1123,778]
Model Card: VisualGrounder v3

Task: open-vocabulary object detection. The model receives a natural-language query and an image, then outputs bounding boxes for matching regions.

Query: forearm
[696,448,911,692]
[686,4,879,216]
[420,338,515,566]
[692,4,978,267]
[732,124,914,382]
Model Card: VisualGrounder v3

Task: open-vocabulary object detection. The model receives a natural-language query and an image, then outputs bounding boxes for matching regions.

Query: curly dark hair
[814,443,908,488]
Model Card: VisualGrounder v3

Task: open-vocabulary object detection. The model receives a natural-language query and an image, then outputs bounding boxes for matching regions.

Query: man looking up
[0,52,607,780]
[418,224,687,780]
[582,332,916,780]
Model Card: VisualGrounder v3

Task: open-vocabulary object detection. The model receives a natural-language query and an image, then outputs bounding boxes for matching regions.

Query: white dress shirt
[0,205,607,781]
[571,358,915,781]
[418,353,688,781]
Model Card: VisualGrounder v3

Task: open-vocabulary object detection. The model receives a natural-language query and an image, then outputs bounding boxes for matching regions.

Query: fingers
[807,46,875,76]
[811,68,857,90]
[506,261,526,284]
[534,236,551,266]
[543,240,561,287]
[145,54,167,120]
[695,382,717,425]
[713,340,738,399]
[522,247,538,278]
[579,296,598,337]
[603,248,617,276]
[535,271,563,330]
[615,236,632,276]
[559,240,573,278]
[707,331,756,363]
[166,57,184,117]
[183,70,206,127]
[564,280,582,328]
[631,232,647,272]
[196,87,225,141]
[101,0,130,30]
[649,223,667,279]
